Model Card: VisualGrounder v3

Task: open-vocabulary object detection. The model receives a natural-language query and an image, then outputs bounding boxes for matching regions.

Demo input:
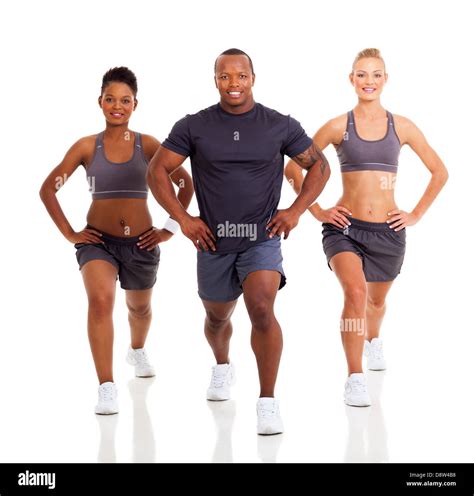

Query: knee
[205,310,231,333]
[89,294,114,319]
[343,284,367,309]
[368,295,386,311]
[247,300,274,330]
[127,301,152,319]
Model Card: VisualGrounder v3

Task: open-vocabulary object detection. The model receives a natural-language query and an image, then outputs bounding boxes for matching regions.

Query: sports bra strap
[96,131,141,149]
[134,132,142,148]
[349,110,394,126]
[95,132,104,149]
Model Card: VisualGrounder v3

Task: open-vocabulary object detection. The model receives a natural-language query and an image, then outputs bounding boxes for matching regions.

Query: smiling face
[214,54,255,113]
[98,82,137,125]
[350,57,387,101]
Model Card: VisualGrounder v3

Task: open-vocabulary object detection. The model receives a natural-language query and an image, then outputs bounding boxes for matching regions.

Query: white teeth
[228,92,241,95]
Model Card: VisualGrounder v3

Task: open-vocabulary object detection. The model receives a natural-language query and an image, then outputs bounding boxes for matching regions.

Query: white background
[0,0,472,462]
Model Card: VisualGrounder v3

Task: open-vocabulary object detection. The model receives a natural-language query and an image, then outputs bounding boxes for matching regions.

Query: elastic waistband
[347,218,391,232]
[86,224,150,244]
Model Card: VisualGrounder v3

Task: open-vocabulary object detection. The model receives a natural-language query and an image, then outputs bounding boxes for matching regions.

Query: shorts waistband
[86,224,150,244]
[348,218,391,232]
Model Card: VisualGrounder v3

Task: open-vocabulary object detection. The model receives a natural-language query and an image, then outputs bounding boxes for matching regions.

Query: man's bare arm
[147,146,215,251]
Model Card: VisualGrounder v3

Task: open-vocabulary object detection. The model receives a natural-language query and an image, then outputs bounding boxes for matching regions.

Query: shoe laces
[99,384,115,402]
[210,366,230,388]
[348,378,367,394]
[133,349,150,365]
[258,402,278,419]
[370,341,384,360]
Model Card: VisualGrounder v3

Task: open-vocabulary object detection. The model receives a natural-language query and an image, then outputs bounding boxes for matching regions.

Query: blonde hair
[352,48,385,72]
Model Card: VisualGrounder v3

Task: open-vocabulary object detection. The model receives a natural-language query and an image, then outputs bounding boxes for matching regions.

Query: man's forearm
[148,165,190,224]
[291,159,330,214]
[176,178,194,211]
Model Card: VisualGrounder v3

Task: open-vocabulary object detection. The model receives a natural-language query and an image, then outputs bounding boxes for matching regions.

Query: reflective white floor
[1,255,472,463]
[1,354,471,463]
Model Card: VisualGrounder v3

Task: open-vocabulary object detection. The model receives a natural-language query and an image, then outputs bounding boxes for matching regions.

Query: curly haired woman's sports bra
[86,132,148,199]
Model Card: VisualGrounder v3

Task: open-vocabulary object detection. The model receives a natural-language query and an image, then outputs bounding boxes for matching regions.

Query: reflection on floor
[344,371,388,463]
[208,400,235,463]
[96,377,156,463]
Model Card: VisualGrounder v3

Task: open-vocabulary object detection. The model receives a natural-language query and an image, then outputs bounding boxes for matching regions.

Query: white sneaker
[126,346,155,377]
[95,382,119,415]
[364,338,387,371]
[257,398,284,435]
[344,373,372,407]
[206,362,235,401]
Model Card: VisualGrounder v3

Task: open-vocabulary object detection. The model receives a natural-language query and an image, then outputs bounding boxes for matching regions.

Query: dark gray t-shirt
[162,103,312,253]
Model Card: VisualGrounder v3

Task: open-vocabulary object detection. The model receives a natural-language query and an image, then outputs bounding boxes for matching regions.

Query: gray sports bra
[337,110,400,173]
[87,132,148,200]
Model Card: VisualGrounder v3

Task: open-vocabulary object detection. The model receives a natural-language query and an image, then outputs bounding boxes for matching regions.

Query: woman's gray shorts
[74,226,160,290]
[322,218,406,282]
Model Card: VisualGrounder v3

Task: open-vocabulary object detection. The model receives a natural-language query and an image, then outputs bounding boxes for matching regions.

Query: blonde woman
[285,48,448,406]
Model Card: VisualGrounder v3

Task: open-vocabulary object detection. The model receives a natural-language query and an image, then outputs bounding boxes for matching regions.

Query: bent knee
[343,285,367,308]
[205,309,232,331]
[127,302,152,318]
[247,301,275,330]
[88,295,114,319]
[368,295,386,310]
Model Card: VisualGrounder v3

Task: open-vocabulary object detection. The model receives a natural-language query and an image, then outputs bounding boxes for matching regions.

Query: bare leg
[242,270,282,398]
[330,253,367,375]
[125,289,153,349]
[81,260,118,384]
[366,282,393,341]
[202,299,238,364]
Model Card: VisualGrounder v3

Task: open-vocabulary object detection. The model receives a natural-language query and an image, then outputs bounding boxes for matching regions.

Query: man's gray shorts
[74,225,160,290]
[322,218,406,282]
[197,237,286,302]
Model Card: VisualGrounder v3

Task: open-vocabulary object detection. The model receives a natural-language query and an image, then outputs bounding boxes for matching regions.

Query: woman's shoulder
[138,133,160,146]
[75,133,99,147]
[391,113,416,129]
[67,134,97,155]
[138,133,160,160]
[326,113,349,131]
[315,113,348,144]
[391,114,419,145]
